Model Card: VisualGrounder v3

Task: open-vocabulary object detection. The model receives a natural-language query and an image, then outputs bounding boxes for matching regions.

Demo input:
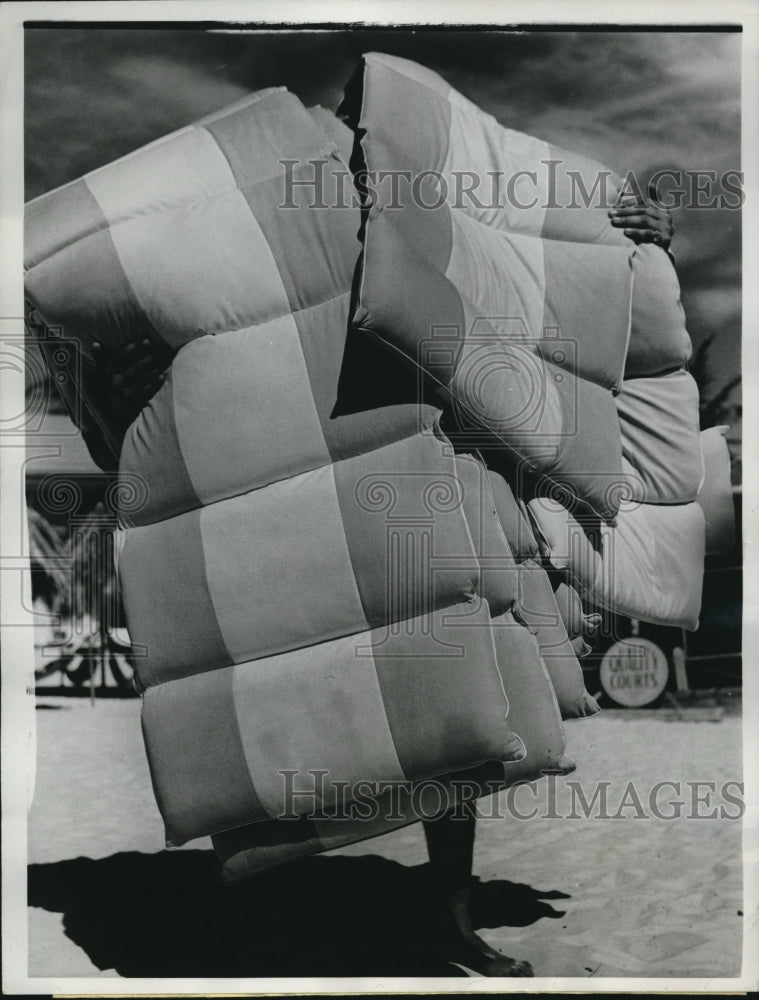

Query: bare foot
[478,955,534,976]
[441,884,534,977]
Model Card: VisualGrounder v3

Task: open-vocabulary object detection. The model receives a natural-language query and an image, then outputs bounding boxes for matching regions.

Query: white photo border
[2,1,757,994]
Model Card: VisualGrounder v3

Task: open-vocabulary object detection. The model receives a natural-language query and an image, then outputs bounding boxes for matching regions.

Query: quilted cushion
[617,369,703,503]
[484,465,541,562]
[117,431,483,688]
[346,52,691,375]
[118,299,443,527]
[212,609,569,882]
[551,581,586,640]
[357,192,633,392]
[625,245,692,376]
[347,51,703,627]
[25,66,703,878]
[142,600,525,846]
[24,82,597,871]
[515,564,600,717]
[454,453,520,616]
[696,426,735,555]
[353,166,628,523]
[24,93,359,468]
[528,496,705,629]
[346,52,697,525]
[455,454,597,720]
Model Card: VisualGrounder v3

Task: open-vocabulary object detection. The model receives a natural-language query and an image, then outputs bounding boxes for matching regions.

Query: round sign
[599,637,669,707]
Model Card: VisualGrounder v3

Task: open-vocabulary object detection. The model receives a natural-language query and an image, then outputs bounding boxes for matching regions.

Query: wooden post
[672,646,689,693]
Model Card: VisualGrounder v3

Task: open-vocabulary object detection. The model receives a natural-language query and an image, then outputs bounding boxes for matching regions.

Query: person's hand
[608,183,674,249]
[92,338,168,417]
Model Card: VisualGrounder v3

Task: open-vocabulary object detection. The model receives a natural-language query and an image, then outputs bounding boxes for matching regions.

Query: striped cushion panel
[141,600,525,845]
[349,52,692,376]
[212,608,568,882]
[24,92,360,467]
[528,496,705,629]
[117,431,483,689]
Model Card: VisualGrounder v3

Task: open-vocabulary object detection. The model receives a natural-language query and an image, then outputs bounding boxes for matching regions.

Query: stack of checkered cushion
[24,56,727,882]
[24,84,589,870]
[349,53,708,632]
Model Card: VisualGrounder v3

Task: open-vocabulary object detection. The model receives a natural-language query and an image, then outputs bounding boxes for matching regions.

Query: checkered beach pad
[24,54,731,878]
[350,53,718,629]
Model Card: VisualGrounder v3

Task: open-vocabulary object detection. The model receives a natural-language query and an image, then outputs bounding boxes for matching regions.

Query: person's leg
[422,803,533,976]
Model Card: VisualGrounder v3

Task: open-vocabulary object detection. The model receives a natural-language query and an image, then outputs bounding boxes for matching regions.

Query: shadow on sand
[29,850,569,977]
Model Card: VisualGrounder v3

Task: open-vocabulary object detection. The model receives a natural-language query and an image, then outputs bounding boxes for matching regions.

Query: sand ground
[26,695,743,980]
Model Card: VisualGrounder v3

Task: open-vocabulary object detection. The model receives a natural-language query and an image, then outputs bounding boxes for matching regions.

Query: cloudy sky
[24,26,741,408]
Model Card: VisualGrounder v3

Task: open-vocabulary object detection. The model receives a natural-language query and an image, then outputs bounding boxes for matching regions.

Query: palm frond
[27,507,71,613]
